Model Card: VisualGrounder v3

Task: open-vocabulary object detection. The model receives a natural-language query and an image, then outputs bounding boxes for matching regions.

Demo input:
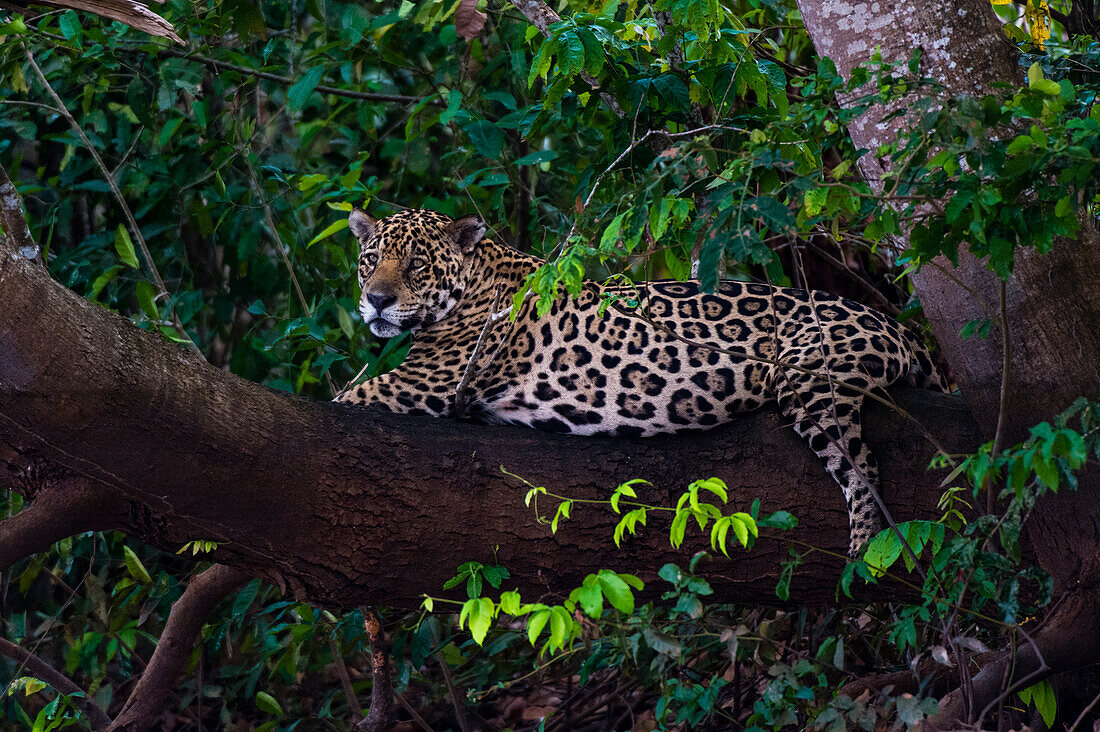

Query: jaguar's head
[348,208,487,337]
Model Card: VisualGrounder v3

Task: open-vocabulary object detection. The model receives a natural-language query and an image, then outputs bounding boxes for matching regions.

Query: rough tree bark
[797,0,1100,725]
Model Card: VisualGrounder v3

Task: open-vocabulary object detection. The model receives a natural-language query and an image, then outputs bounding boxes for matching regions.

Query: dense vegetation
[1,0,1099,728]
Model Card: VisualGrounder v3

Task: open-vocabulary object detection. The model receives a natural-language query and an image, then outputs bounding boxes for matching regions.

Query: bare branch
[109,564,250,732]
[0,638,112,729]
[1,0,181,42]
[159,50,437,106]
[354,608,397,732]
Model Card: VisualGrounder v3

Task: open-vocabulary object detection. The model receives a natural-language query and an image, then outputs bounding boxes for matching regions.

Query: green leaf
[863,529,902,577]
[515,150,559,166]
[0,16,28,35]
[287,66,325,112]
[548,606,568,648]
[695,477,728,503]
[59,11,81,40]
[1019,680,1056,727]
[557,31,585,76]
[596,570,634,613]
[122,545,152,584]
[575,579,603,617]
[469,597,494,644]
[499,590,521,615]
[336,306,355,340]
[232,578,261,617]
[464,120,504,158]
[440,89,463,125]
[16,677,47,696]
[134,281,159,320]
[670,510,689,548]
[527,609,550,646]
[728,515,749,547]
[578,27,604,75]
[710,517,731,556]
[114,225,139,269]
[255,691,284,716]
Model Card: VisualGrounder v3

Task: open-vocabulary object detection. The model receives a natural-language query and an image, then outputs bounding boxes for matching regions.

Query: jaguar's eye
[363,251,379,266]
[411,256,429,271]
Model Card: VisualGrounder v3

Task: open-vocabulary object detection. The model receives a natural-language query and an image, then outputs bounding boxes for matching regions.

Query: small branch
[245,165,337,395]
[431,620,471,732]
[0,160,41,263]
[974,624,1049,729]
[0,638,112,729]
[329,633,362,723]
[22,45,199,353]
[355,608,395,732]
[1068,686,1100,732]
[159,50,437,106]
[454,286,503,418]
[395,690,434,732]
[27,0,182,42]
[109,564,250,732]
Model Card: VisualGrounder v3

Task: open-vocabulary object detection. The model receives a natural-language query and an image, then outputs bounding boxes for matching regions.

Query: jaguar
[334,207,947,555]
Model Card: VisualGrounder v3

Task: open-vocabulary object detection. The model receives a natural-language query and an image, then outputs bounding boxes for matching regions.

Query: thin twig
[454,286,503,417]
[159,50,437,106]
[1068,686,1100,732]
[988,279,1011,514]
[0,638,112,729]
[245,164,337,395]
[394,691,434,732]
[430,621,471,732]
[975,624,1050,728]
[330,634,363,723]
[23,45,200,353]
[549,123,747,267]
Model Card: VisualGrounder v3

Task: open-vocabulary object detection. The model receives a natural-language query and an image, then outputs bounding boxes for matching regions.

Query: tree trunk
[797,0,1100,723]
[798,0,1100,439]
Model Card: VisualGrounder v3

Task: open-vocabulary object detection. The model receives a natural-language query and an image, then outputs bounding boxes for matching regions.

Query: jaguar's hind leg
[774,371,885,557]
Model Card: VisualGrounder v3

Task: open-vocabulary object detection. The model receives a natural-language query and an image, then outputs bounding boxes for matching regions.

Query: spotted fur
[335,208,948,555]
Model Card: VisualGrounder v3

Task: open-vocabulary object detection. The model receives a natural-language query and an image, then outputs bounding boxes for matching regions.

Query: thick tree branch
[0,637,112,729]
[0,184,981,608]
[109,564,250,731]
[0,480,121,571]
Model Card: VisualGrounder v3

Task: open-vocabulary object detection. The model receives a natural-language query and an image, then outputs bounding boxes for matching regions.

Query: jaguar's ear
[447,215,487,254]
[348,208,377,242]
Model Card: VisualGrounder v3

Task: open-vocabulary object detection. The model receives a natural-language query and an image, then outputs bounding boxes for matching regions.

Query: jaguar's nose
[366,292,397,311]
